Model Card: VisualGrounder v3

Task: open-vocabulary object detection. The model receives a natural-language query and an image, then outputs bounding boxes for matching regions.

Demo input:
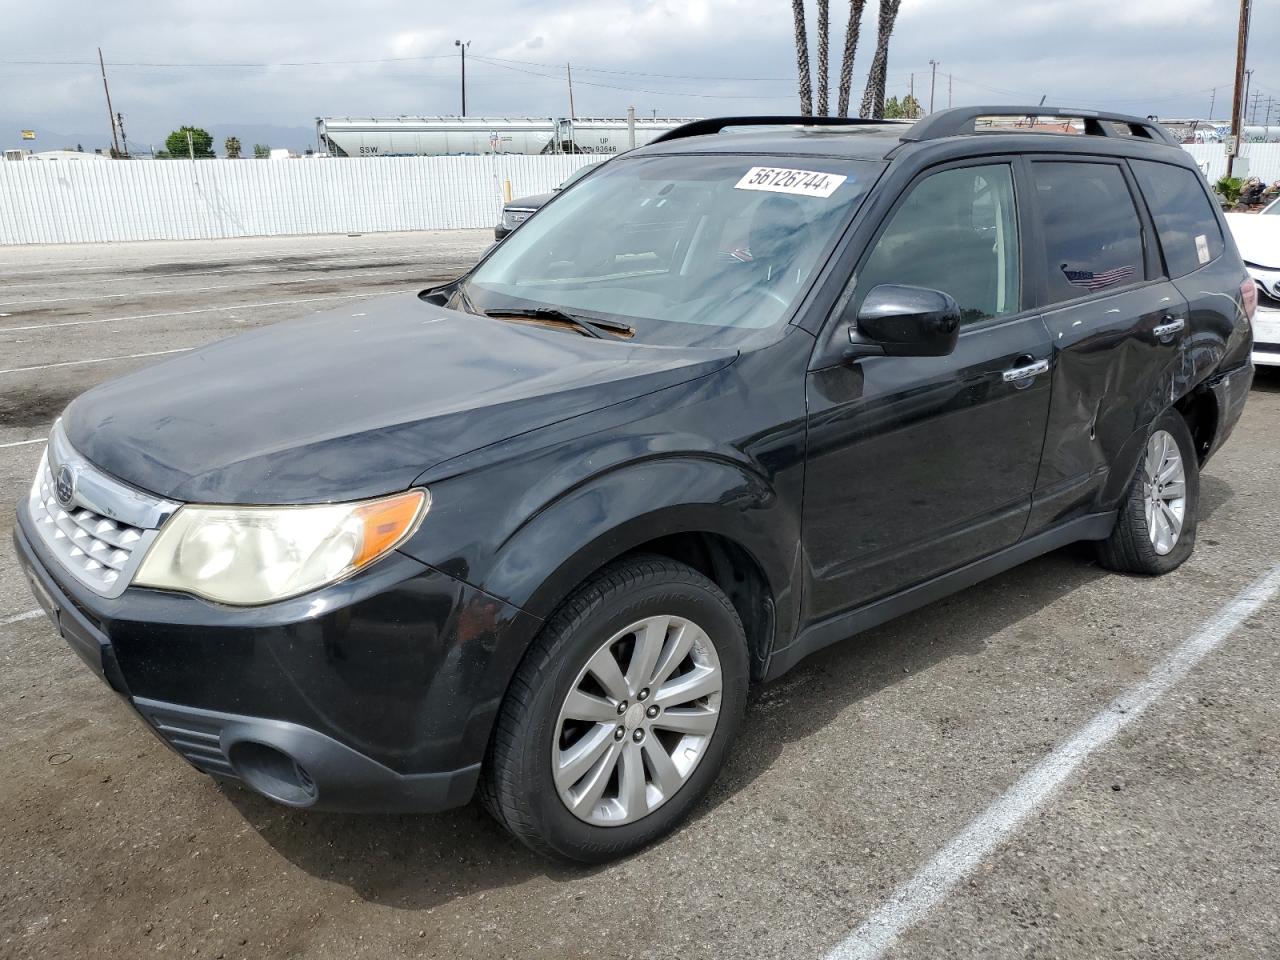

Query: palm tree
[859,0,902,119]
[837,0,868,117]
[791,0,813,116]
[816,0,830,115]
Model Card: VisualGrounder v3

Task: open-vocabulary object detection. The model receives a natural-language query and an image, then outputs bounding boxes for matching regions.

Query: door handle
[1153,317,1185,338]
[1002,358,1050,383]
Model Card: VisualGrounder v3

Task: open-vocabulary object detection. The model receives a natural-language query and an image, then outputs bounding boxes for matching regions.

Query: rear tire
[1096,409,1199,575]
[481,555,748,863]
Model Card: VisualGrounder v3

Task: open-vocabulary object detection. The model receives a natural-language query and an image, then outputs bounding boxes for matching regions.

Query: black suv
[15,108,1255,863]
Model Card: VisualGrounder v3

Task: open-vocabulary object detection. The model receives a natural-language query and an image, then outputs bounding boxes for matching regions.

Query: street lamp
[455,40,470,117]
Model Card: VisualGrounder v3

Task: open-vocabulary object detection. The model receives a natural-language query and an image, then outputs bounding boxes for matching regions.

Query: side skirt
[763,512,1116,681]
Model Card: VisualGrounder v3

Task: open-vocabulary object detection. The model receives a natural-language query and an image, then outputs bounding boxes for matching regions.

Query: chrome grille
[32,461,139,591]
[26,423,180,599]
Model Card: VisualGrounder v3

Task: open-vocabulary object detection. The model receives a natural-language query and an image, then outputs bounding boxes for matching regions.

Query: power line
[475,54,792,83]
[0,54,460,68]
[947,71,1230,107]
[470,56,796,100]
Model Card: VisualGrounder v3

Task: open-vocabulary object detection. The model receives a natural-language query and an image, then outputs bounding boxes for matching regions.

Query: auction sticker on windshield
[735,166,848,198]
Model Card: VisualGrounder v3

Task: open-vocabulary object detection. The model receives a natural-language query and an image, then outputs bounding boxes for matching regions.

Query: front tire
[481,555,749,863]
[1096,409,1199,575]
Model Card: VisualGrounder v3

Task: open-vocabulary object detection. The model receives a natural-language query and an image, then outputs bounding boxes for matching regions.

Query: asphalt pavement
[0,231,1277,960]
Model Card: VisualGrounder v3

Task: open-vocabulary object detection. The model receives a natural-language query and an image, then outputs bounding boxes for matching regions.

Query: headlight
[135,489,428,605]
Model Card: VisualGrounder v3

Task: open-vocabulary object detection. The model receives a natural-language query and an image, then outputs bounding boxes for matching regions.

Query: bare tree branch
[792,0,813,116]
[837,0,868,117]
[817,0,830,116]
[860,0,902,119]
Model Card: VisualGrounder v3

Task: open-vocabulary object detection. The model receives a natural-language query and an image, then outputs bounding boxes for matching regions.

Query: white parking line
[0,348,192,376]
[0,267,417,307]
[1,609,43,626]
[0,437,47,449]
[824,562,1280,960]
[0,289,401,334]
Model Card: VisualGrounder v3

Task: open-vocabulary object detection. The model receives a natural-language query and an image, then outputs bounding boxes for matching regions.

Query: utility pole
[948,73,952,109]
[1209,87,1217,120]
[97,47,121,158]
[627,105,636,149]
[928,60,939,114]
[908,73,914,116]
[454,40,470,116]
[566,62,576,120]
[1249,89,1262,125]
[115,112,129,158]
[1227,0,1251,177]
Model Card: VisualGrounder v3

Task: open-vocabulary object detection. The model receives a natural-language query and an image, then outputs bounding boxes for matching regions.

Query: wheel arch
[1174,384,1219,464]
[478,457,801,683]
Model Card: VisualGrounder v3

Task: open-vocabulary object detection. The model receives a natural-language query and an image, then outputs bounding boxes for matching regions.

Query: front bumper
[14,507,540,813]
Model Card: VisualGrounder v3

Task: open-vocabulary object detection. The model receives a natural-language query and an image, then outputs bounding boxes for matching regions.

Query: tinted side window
[857,164,1019,324]
[1130,160,1225,278]
[1032,162,1145,305]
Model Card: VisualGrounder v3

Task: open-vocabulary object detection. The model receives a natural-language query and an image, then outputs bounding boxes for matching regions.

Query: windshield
[461,154,879,346]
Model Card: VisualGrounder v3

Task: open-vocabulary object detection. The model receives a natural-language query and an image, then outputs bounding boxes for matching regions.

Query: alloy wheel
[552,615,723,826]
[1143,429,1187,556]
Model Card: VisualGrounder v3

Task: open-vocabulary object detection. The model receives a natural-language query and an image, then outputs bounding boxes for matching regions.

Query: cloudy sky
[2,0,1276,152]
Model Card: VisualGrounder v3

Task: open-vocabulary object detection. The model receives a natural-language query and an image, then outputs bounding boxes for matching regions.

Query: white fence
[1182,143,1280,184]
[0,154,602,245]
[3,144,1279,247]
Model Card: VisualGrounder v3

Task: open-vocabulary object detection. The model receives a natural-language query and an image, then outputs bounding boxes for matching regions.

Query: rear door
[1023,157,1188,535]
[1128,158,1247,416]
[803,159,1053,620]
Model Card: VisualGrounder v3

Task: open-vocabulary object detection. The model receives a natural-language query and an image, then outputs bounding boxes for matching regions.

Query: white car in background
[1227,197,1280,367]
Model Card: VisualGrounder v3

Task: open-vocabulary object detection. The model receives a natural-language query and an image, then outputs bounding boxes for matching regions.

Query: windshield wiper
[484,307,634,340]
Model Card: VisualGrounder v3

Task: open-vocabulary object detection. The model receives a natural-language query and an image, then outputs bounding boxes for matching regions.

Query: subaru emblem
[54,464,76,507]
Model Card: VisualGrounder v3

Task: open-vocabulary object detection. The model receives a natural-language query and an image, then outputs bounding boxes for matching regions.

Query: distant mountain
[2,120,317,156]
[1,124,112,154]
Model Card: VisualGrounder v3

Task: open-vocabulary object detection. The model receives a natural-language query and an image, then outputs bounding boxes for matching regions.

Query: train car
[316,116,699,157]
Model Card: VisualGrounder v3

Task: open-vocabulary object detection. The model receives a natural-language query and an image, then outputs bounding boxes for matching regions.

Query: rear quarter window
[1031,161,1147,305]
[1130,159,1225,278]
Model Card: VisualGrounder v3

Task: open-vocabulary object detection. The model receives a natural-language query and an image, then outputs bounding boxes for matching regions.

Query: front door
[802,160,1053,623]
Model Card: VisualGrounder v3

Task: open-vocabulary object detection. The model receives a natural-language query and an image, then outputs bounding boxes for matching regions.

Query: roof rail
[901,106,1178,146]
[649,115,906,144]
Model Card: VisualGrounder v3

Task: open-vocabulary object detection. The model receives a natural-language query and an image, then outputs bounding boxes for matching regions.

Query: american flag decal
[1062,264,1135,291]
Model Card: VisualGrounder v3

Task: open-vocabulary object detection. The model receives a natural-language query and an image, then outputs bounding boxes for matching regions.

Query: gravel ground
[0,231,1277,960]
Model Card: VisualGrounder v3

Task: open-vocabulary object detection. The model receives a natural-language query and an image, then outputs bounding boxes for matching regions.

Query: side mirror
[849,284,961,358]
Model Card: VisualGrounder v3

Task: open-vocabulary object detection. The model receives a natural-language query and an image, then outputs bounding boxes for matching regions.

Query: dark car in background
[17,107,1254,864]
[494,162,600,240]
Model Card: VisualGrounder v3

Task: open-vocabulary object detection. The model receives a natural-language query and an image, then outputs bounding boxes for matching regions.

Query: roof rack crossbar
[901,106,1178,146]
[649,115,904,145]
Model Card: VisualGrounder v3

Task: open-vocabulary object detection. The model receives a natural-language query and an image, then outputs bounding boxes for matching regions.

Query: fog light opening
[228,741,318,806]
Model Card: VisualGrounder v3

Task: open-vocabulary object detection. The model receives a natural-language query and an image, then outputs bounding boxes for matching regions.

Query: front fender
[482,455,799,631]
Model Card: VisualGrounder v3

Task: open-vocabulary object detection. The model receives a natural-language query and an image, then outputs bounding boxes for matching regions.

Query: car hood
[63,293,736,504]
[1225,212,1280,268]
